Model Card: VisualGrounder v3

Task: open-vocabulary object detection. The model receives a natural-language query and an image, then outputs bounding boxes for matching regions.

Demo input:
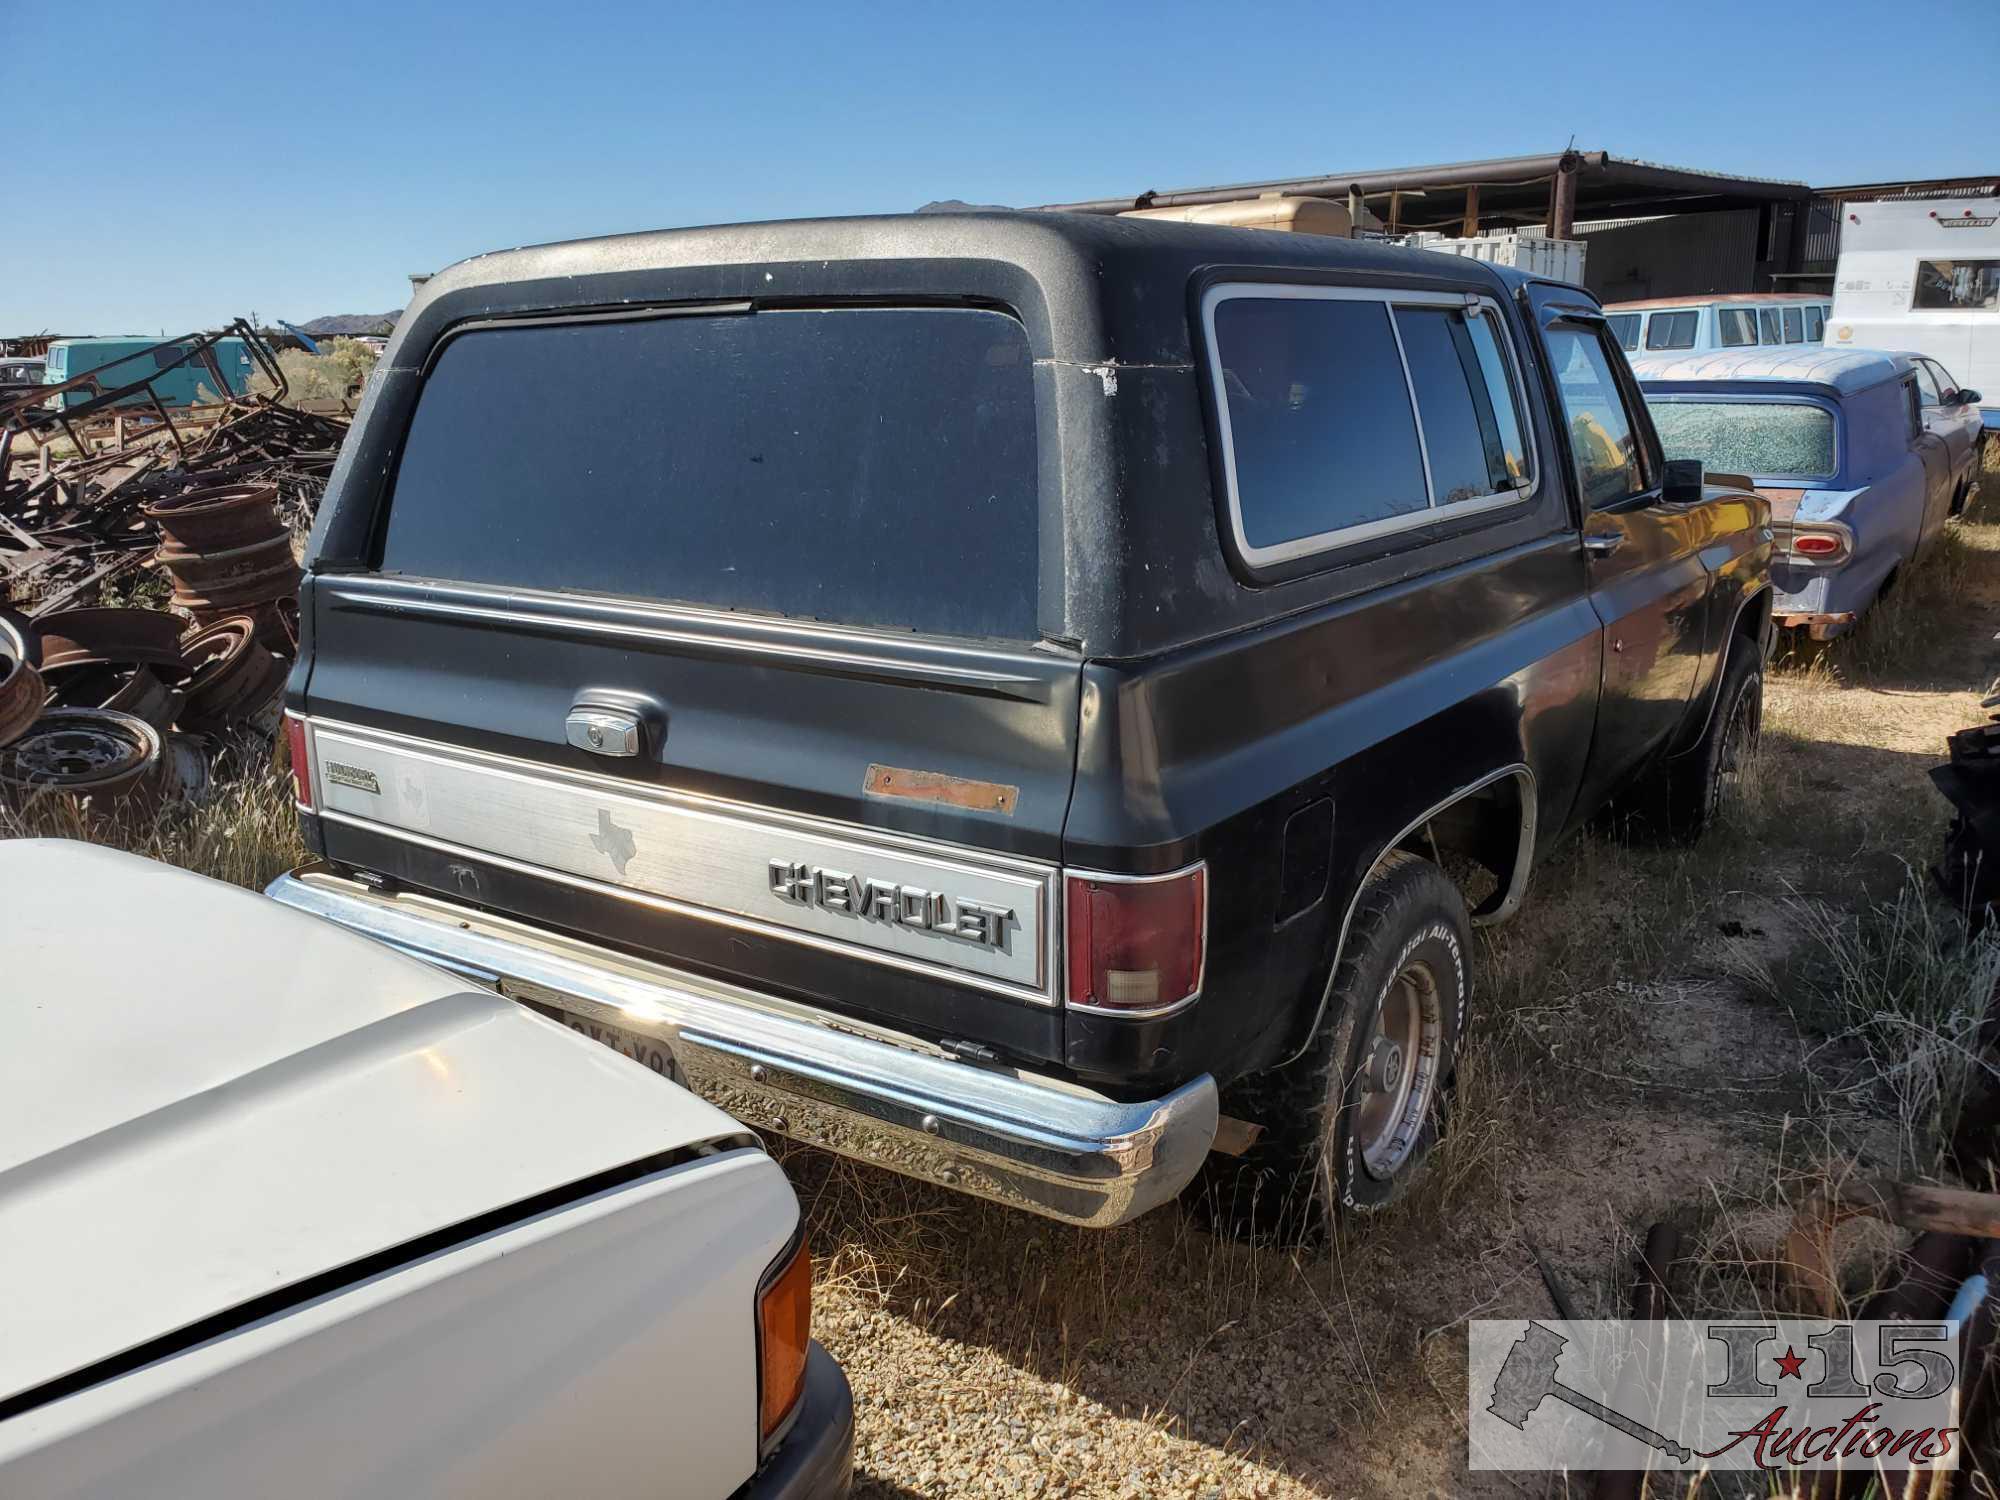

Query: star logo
[589,809,637,878]
[1773,1346,1807,1381]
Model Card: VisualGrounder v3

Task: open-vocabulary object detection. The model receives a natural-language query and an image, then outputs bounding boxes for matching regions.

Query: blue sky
[7,0,1995,333]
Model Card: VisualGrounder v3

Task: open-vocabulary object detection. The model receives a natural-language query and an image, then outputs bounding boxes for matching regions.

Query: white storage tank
[1403,231,1587,284]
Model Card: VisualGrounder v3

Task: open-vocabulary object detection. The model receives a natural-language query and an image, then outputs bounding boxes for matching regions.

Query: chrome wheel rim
[1356,960,1443,1179]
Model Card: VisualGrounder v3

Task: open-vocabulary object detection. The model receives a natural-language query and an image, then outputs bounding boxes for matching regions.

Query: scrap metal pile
[0,323,345,809]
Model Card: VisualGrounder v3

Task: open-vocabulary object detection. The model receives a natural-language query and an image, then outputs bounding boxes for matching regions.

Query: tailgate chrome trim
[319,575,1067,702]
[303,717,1059,1004]
[266,865,1217,1228]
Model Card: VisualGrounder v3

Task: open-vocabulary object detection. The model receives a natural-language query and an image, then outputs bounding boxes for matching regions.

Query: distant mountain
[300,312,398,336]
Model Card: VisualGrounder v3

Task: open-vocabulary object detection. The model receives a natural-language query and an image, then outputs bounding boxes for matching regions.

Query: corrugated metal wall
[1576,209,1767,300]
[1803,199,1841,271]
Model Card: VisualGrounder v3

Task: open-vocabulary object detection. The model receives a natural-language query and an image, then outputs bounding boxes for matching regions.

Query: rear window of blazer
[377,306,1042,641]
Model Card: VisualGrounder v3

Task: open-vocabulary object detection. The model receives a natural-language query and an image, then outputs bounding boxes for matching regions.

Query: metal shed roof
[1034,151,1811,231]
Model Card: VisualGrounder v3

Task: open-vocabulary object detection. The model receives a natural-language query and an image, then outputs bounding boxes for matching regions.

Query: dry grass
[1725,871,2000,1176]
[0,736,302,889]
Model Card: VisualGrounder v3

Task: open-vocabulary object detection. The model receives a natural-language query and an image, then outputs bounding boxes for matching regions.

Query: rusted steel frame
[146,387,188,459]
[0,508,40,549]
[1783,1178,2000,1315]
[15,322,273,444]
[25,553,148,619]
[56,410,86,459]
[1774,610,1857,641]
[239,321,287,401]
[1593,1224,1682,1500]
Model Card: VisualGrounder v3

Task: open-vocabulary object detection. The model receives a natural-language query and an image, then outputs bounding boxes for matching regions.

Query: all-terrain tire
[1655,644,1763,843]
[1218,851,1470,1230]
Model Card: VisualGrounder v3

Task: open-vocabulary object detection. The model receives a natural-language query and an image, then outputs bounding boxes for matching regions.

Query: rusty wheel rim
[0,709,160,794]
[0,653,43,748]
[1355,960,1443,1181]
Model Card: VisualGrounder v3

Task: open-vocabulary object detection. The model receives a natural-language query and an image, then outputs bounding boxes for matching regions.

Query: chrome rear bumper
[266,864,1217,1228]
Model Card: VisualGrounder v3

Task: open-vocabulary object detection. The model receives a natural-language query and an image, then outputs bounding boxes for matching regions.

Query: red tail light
[284,714,312,809]
[1064,865,1207,1015]
[1789,528,1849,561]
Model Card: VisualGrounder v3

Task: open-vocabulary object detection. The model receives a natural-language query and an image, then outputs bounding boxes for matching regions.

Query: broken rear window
[1647,399,1837,479]
[377,306,1041,640]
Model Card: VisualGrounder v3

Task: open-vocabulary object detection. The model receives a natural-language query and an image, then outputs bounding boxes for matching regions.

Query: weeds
[0,737,302,890]
[1728,869,2000,1175]
[1774,515,2000,689]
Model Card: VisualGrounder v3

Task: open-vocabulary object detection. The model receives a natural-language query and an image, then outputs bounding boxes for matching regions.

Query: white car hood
[0,840,754,1410]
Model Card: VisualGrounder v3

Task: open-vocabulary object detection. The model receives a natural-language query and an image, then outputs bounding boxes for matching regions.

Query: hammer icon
[1489,1323,1693,1463]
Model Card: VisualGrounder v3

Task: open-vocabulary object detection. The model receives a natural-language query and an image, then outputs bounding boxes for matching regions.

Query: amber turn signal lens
[758,1237,811,1445]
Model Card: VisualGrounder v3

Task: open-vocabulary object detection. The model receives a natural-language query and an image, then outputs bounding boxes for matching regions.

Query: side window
[1392,305,1531,502]
[1645,310,1697,350]
[1805,305,1825,341]
[1209,296,1429,551]
[1605,313,1641,351]
[1464,310,1532,486]
[1914,361,1941,407]
[1544,324,1650,509]
[1203,287,1536,563]
[1913,259,2000,311]
[1905,379,1923,439]
[1716,308,1758,347]
[1782,307,1804,343]
[1759,309,1783,343]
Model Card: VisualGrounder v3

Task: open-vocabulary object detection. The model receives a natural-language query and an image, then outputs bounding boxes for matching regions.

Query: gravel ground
[821,1295,1310,1498]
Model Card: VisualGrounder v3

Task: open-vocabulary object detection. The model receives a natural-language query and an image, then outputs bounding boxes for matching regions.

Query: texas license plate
[516,996,684,1085]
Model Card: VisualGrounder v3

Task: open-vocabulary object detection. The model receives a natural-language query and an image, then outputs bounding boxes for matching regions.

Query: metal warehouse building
[1039,150,2000,303]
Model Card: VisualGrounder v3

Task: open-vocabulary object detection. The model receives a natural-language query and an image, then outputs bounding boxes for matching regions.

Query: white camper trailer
[1828,197,1999,447]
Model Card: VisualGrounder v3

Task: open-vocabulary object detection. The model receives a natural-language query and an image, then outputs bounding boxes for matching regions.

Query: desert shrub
[243,337,379,402]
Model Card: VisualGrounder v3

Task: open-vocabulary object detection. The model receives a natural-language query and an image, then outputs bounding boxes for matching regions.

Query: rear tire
[1218,852,1470,1232]
[1658,645,1762,843]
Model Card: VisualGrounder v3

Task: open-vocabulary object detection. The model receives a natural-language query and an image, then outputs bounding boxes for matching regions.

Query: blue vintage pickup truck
[1633,347,1966,639]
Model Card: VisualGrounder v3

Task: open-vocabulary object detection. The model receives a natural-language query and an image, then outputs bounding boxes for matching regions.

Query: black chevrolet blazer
[269,211,1772,1230]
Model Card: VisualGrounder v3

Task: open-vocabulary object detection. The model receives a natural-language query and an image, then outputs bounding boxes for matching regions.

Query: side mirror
[1956,388,1983,407]
[1663,458,1705,504]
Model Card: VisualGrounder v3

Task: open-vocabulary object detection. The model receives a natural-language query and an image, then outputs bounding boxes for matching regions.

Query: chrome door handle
[1582,531,1624,557]
[566,705,643,757]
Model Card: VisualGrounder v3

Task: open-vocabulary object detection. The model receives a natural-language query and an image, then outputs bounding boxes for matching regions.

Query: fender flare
[1275,762,1536,1069]
[1672,583,1773,759]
